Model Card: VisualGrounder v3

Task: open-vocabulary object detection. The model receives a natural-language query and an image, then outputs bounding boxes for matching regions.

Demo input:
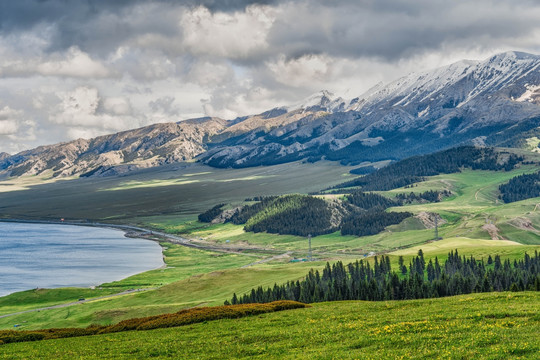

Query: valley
[2,2,540,358]
[0,147,538,336]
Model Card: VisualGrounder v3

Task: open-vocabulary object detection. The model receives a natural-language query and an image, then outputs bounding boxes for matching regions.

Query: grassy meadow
[0,153,539,355]
[2,292,538,359]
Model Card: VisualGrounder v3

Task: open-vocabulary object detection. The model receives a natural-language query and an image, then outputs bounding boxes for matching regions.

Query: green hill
[2,292,538,359]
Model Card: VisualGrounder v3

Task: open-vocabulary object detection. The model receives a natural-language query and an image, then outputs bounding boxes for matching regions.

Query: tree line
[341,211,412,236]
[229,196,278,225]
[348,189,449,210]
[198,203,226,222]
[243,195,337,237]
[499,171,540,203]
[199,189,453,238]
[396,190,451,204]
[332,146,523,191]
[228,250,539,304]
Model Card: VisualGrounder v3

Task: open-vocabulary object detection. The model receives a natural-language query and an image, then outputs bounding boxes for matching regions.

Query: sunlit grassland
[0,288,118,316]
[2,292,538,360]
[389,237,537,258]
[0,170,76,193]
[1,234,535,331]
[99,243,255,289]
[0,261,324,330]
[142,166,540,257]
[2,157,540,335]
[387,167,540,243]
[0,244,255,329]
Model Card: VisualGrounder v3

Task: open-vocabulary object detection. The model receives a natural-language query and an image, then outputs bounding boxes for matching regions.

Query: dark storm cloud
[2,0,540,153]
[0,0,277,55]
[3,0,540,61]
[0,0,276,31]
[268,0,540,62]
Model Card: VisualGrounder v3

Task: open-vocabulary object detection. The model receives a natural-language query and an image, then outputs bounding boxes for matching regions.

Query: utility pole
[308,234,312,261]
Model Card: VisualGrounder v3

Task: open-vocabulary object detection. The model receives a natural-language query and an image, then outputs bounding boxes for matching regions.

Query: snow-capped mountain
[202,51,540,168]
[284,90,352,113]
[3,51,540,177]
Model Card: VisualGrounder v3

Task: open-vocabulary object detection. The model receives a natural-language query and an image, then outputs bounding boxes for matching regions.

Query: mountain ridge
[3,51,540,178]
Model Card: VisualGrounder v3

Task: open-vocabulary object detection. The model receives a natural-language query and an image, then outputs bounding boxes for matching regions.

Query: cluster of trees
[347,191,396,210]
[243,195,336,237]
[198,204,225,223]
[349,165,377,175]
[200,188,447,238]
[395,190,451,204]
[229,196,278,225]
[341,211,412,236]
[499,171,540,203]
[333,146,523,191]
[347,189,449,210]
[230,250,540,304]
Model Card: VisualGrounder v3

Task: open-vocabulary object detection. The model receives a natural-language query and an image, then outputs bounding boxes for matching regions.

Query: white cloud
[37,47,111,78]
[49,86,141,138]
[2,1,540,153]
[102,97,133,116]
[186,60,234,87]
[180,5,275,60]
[0,47,112,79]
[0,119,18,135]
[267,54,333,88]
[52,87,100,127]
[0,106,22,135]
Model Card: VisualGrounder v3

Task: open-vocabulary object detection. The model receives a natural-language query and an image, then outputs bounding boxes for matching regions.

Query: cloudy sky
[1,0,540,153]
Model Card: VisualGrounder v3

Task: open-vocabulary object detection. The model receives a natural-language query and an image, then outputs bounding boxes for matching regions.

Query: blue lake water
[0,222,164,297]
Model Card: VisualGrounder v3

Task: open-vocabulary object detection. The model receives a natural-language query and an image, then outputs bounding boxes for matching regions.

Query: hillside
[4,52,540,177]
[2,292,538,359]
[0,149,539,343]
[332,146,524,190]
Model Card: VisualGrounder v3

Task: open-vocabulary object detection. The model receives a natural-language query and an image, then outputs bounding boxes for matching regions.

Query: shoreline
[0,218,278,255]
[0,217,268,300]
[0,220,168,299]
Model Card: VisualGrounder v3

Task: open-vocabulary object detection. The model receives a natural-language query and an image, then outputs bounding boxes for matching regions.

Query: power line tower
[308,234,312,261]
[434,214,440,240]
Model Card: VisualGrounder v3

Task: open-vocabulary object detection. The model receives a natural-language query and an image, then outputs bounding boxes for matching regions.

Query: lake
[0,222,164,297]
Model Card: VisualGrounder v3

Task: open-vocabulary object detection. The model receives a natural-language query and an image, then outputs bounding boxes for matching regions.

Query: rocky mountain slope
[2,51,540,177]
[202,51,540,167]
[1,117,226,177]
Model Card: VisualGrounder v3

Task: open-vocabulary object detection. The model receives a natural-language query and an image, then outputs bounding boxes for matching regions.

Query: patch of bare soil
[509,217,540,234]
[416,212,447,229]
[482,223,505,240]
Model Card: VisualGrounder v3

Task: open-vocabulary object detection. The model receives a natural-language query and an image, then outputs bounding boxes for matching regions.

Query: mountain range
[3,51,540,178]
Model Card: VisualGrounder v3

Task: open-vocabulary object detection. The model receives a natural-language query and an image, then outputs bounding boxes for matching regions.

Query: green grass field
[2,292,538,359]
[138,165,540,256]
[0,154,539,347]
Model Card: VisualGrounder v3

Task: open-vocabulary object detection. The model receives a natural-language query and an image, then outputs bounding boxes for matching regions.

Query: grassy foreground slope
[2,292,539,360]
